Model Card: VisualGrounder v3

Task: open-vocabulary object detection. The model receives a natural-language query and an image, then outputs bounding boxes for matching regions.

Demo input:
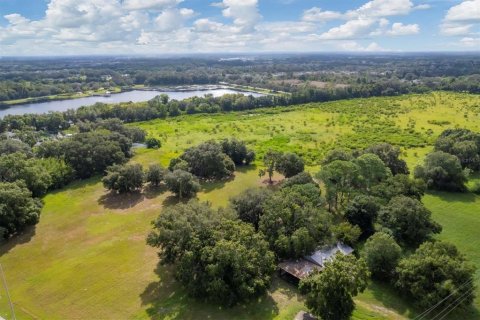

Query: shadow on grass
[140,263,280,320]
[0,225,36,257]
[427,190,477,203]
[144,184,168,200]
[368,281,418,318]
[98,191,145,209]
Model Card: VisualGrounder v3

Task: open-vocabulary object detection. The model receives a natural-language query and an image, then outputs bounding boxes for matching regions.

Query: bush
[145,137,161,149]
[362,232,401,280]
[102,163,144,193]
[164,169,200,198]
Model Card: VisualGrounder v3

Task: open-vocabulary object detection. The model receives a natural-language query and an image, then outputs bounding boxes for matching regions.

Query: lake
[0,88,265,117]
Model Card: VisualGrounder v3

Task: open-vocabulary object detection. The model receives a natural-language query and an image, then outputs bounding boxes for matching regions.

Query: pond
[0,88,265,117]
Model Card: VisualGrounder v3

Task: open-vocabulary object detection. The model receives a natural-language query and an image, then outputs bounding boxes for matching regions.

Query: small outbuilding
[278,242,354,283]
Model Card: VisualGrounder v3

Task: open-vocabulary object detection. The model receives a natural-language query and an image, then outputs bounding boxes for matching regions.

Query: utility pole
[0,263,16,320]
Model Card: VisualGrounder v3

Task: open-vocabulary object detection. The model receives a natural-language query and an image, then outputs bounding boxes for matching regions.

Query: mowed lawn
[1,92,480,319]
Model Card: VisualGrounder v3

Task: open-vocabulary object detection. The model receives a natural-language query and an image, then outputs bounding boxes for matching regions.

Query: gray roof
[304,242,354,268]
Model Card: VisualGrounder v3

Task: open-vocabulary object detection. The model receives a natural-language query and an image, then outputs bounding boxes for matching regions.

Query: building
[278,242,354,283]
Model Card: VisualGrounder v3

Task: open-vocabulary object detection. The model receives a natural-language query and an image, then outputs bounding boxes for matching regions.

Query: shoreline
[0,84,275,109]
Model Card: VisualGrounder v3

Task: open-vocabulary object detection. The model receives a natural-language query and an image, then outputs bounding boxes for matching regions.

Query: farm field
[1,92,480,319]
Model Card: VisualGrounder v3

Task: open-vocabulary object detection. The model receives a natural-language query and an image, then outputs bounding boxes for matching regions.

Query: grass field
[1,92,480,319]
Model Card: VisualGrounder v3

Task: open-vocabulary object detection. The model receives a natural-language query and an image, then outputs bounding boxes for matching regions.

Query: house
[278,242,354,283]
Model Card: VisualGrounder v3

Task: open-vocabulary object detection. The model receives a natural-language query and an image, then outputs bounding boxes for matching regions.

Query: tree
[0,181,42,238]
[147,200,275,306]
[354,153,391,190]
[322,148,353,165]
[145,137,161,149]
[282,172,317,188]
[344,195,380,237]
[371,174,425,201]
[299,254,370,320]
[221,138,255,165]
[435,128,480,171]
[230,187,272,231]
[102,163,144,193]
[396,241,476,309]
[414,151,468,192]
[365,143,409,175]
[261,150,282,183]
[259,185,330,259]
[164,169,200,199]
[175,141,235,179]
[61,132,131,178]
[146,164,167,187]
[276,153,305,178]
[0,139,32,156]
[362,232,401,280]
[332,222,361,246]
[317,160,359,211]
[379,196,442,247]
[0,153,52,197]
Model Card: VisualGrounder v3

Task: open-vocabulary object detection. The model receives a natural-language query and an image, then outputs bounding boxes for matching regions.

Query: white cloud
[214,0,261,33]
[444,0,480,22]
[123,0,182,10]
[349,0,415,18]
[338,41,386,52]
[319,18,377,40]
[386,22,420,35]
[441,0,480,36]
[155,8,195,32]
[302,7,344,22]
[460,36,480,46]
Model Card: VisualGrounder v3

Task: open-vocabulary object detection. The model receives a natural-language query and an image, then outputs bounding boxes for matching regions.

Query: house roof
[278,259,321,280]
[278,242,354,280]
[304,242,354,267]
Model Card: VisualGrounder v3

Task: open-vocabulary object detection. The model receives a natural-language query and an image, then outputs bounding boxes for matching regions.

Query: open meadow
[1,92,480,319]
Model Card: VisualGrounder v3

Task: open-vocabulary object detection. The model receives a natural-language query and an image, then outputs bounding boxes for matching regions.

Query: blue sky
[0,0,479,55]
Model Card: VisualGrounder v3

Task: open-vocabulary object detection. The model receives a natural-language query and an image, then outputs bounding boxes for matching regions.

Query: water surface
[0,88,264,117]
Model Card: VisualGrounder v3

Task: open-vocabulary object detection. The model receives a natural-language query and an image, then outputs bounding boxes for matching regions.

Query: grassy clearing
[1,92,480,319]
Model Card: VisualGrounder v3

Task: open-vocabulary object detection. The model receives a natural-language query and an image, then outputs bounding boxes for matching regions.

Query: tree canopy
[379,195,442,247]
[0,181,42,238]
[299,254,370,320]
[147,201,276,306]
[414,151,468,192]
[396,241,476,309]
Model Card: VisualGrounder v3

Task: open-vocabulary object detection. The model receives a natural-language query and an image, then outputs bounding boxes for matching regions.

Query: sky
[0,0,479,56]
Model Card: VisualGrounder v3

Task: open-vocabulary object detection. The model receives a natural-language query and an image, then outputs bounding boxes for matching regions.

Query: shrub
[145,137,161,149]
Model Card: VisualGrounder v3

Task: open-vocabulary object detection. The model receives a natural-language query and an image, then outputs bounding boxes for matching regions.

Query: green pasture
[1,92,480,319]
